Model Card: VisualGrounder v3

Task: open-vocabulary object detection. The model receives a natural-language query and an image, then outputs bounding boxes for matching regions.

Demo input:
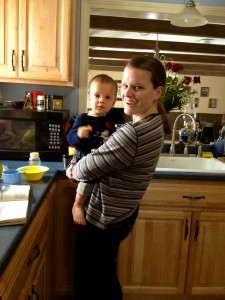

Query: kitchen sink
[156,156,225,173]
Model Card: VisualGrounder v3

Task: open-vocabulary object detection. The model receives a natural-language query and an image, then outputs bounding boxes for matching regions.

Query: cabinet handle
[184,219,189,240]
[32,285,40,300]
[183,195,205,200]
[27,244,40,266]
[194,220,200,241]
[11,50,15,71]
[21,50,25,71]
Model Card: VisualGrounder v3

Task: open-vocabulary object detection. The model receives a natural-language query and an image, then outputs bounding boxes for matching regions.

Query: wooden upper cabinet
[0,0,18,78]
[0,0,76,86]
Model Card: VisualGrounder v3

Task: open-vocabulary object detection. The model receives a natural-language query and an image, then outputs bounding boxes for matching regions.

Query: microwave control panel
[48,123,62,151]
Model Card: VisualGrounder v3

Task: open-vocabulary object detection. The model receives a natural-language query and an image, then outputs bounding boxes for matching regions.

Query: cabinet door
[186,211,225,295]
[29,246,48,300]
[0,0,75,86]
[117,209,191,296]
[0,198,48,300]
[18,244,47,300]
[0,0,18,78]
[18,0,73,83]
[53,179,78,297]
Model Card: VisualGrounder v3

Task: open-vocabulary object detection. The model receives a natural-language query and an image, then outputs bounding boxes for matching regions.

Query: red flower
[165,62,172,70]
[171,63,183,73]
[162,62,201,113]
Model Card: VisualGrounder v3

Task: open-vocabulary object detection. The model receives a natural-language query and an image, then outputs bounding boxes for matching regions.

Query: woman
[66,56,171,300]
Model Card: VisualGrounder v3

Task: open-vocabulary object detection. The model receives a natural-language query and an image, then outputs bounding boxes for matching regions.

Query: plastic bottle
[37,95,45,111]
[29,152,41,166]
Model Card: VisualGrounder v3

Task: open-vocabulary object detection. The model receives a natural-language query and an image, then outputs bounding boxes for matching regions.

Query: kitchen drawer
[142,179,225,208]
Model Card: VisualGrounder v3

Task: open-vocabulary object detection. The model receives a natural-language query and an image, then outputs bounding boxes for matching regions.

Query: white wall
[191,76,225,114]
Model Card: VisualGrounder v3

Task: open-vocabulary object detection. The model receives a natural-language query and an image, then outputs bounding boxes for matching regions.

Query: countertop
[0,160,65,276]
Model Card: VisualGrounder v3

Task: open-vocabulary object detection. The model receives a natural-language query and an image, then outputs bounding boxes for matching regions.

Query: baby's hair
[89,74,118,98]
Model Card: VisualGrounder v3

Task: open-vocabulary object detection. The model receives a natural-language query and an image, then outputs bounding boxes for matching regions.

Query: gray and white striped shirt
[73,114,164,229]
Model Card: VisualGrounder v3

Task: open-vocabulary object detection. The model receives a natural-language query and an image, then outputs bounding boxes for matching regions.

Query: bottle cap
[30,152,39,157]
[37,95,45,100]
[68,146,76,155]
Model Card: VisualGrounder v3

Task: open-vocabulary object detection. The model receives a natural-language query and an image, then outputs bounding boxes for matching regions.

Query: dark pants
[74,207,139,300]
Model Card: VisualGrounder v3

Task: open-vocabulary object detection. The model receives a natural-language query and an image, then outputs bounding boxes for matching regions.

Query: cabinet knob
[11,50,15,71]
[183,195,205,200]
[194,220,200,241]
[184,219,189,240]
[27,244,40,266]
[21,50,25,72]
[31,285,40,300]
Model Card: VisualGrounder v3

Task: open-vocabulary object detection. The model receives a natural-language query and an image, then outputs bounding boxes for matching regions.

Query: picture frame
[208,98,217,108]
[194,98,199,108]
[183,86,191,93]
[201,87,209,97]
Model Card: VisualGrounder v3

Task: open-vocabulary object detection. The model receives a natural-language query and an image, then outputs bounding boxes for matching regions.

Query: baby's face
[89,81,116,117]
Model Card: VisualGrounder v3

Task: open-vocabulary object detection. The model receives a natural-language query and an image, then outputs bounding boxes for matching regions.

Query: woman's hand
[66,163,74,179]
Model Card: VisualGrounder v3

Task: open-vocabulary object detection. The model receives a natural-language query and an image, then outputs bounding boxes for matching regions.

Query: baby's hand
[78,125,93,139]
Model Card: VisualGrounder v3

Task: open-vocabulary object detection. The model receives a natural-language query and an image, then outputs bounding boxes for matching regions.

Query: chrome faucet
[196,141,202,157]
[169,113,196,157]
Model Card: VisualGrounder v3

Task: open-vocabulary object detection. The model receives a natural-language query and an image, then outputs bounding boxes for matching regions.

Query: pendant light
[171,0,208,27]
[154,34,172,65]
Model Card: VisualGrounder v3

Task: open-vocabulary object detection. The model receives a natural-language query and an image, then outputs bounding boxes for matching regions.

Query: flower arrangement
[161,62,201,113]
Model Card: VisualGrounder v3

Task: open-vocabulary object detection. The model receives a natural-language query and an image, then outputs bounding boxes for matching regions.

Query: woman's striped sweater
[72,114,164,229]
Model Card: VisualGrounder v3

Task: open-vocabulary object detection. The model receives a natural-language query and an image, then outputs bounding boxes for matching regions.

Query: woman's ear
[155,86,164,100]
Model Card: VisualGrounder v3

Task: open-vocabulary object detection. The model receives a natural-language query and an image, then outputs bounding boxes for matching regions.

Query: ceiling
[88,1,225,77]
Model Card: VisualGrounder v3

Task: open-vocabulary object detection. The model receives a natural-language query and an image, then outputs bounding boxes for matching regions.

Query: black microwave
[0,108,69,161]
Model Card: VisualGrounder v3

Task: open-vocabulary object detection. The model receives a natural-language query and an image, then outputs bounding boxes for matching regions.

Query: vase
[179,127,196,144]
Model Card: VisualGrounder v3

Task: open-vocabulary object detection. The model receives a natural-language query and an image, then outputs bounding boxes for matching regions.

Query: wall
[0,83,79,118]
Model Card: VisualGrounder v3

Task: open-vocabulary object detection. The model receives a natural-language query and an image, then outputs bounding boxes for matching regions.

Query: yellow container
[17,166,49,181]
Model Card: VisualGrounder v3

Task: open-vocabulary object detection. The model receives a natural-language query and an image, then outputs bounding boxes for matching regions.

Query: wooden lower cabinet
[117,179,225,300]
[52,178,78,298]
[0,182,57,300]
[0,178,77,300]
[117,210,191,295]
[186,211,225,295]
[18,242,47,299]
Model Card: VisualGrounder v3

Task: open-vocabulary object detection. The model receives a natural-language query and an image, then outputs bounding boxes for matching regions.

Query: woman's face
[121,66,163,122]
